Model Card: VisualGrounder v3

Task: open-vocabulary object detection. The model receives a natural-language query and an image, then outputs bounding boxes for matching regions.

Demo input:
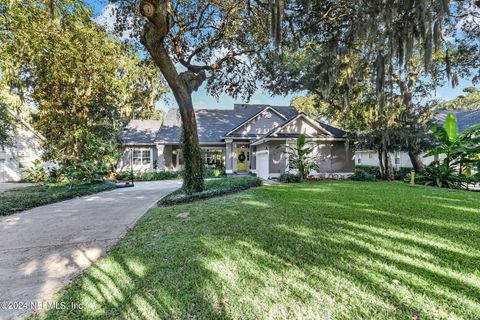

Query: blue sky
[89,1,475,111]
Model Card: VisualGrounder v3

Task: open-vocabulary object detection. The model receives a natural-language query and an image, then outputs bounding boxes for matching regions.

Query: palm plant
[424,113,480,187]
[284,134,319,181]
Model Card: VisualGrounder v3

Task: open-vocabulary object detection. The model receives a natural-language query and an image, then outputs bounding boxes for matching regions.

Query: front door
[236,148,249,172]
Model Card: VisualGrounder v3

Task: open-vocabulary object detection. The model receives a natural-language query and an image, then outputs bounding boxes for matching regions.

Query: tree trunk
[384,150,394,181]
[408,151,424,172]
[140,11,205,193]
[378,148,385,179]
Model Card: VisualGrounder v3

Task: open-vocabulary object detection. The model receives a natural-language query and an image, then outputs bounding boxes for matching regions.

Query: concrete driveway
[0,180,181,320]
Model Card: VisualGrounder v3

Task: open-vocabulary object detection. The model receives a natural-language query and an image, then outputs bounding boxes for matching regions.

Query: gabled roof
[263,113,347,139]
[156,105,299,143]
[434,110,480,133]
[224,106,287,137]
[123,104,348,144]
[122,119,162,145]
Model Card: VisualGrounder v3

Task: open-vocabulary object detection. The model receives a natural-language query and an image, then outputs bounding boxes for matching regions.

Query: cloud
[94,3,132,40]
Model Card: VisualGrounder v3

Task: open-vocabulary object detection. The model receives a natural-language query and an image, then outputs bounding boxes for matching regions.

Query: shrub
[205,166,226,178]
[350,169,376,181]
[116,170,182,181]
[159,176,262,206]
[416,161,462,189]
[395,167,412,181]
[279,173,301,183]
[355,165,379,175]
[24,160,48,183]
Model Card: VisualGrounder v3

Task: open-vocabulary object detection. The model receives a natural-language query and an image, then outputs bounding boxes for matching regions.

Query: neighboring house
[119,104,355,180]
[0,109,45,182]
[355,109,480,169]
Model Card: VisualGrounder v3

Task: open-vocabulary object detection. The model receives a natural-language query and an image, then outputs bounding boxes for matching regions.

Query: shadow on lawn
[40,181,480,319]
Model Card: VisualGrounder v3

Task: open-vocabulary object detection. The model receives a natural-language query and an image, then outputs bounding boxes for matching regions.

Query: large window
[204,149,224,166]
[132,149,151,166]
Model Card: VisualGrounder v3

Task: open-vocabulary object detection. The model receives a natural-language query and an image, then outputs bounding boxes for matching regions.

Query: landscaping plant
[423,113,480,188]
[284,134,319,181]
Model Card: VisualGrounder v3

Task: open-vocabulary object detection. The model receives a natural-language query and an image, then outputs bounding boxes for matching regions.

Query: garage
[256,150,269,180]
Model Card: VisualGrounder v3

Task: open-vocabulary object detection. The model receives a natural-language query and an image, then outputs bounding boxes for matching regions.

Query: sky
[89,1,475,111]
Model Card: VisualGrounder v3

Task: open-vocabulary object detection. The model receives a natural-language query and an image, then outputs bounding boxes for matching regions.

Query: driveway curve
[0,180,181,320]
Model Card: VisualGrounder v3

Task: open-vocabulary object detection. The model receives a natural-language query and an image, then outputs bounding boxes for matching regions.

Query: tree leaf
[444,113,457,142]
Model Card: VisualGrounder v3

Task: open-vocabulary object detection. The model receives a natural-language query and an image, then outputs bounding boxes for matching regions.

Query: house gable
[270,113,333,138]
[225,107,286,137]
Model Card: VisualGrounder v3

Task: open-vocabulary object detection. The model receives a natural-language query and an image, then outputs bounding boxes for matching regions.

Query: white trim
[251,137,346,146]
[224,107,287,137]
[226,169,233,174]
[250,169,257,173]
[266,113,334,138]
[155,141,226,145]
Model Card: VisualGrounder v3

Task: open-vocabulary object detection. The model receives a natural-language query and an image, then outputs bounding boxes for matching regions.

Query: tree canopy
[0,0,168,167]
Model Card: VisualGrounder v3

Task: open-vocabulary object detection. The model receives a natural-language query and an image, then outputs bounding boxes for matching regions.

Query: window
[204,149,224,166]
[132,149,151,166]
[395,156,400,165]
[357,157,362,164]
[369,152,373,159]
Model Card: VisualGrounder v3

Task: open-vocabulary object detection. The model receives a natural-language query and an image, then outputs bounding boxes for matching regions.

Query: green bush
[159,176,262,206]
[350,169,377,181]
[355,165,379,175]
[24,160,48,183]
[416,161,462,189]
[395,167,412,181]
[205,166,226,177]
[279,173,301,183]
[116,170,182,181]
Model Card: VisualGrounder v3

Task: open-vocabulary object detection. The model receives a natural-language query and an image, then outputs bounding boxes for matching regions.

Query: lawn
[0,181,115,216]
[37,181,480,319]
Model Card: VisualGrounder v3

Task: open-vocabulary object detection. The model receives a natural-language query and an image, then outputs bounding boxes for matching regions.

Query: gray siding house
[119,104,355,180]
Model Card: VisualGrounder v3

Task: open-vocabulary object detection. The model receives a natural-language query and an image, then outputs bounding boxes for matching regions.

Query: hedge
[158,176,262,206]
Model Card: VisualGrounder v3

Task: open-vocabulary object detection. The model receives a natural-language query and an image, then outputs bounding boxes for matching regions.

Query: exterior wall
[268,140,287,176]
[230,111,284,137]
[250,145,256,170]
[285,139,355,178]
[278,117,327,136]
[118,145,158,172]
[225,140,234,174]
[330,141,355,172]
[0,122,43,182]
[355,150,439,169]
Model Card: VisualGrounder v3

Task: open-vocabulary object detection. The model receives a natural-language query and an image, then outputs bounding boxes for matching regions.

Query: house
[0,108,45,182]
[355,109,480,169]
[119,104,355,180]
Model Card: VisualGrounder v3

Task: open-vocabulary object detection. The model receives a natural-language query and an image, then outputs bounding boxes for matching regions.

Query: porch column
[156,144,166,170]
[225,139,234,174]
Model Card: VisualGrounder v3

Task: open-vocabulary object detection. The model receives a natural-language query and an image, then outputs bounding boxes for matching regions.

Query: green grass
[0,181,115,216]
[38,181,480,319]
[159,176,262,205]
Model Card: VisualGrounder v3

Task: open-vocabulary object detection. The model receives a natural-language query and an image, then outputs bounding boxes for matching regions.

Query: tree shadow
[38,181,480,319]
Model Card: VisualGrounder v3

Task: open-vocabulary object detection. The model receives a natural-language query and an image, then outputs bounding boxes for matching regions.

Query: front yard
[38,181,480,319]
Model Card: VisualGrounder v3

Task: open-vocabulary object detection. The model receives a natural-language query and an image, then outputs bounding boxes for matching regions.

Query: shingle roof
[434,110,480,133]
[123,104,347,144]
[156,105,301,143]
[122,120,162,144]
